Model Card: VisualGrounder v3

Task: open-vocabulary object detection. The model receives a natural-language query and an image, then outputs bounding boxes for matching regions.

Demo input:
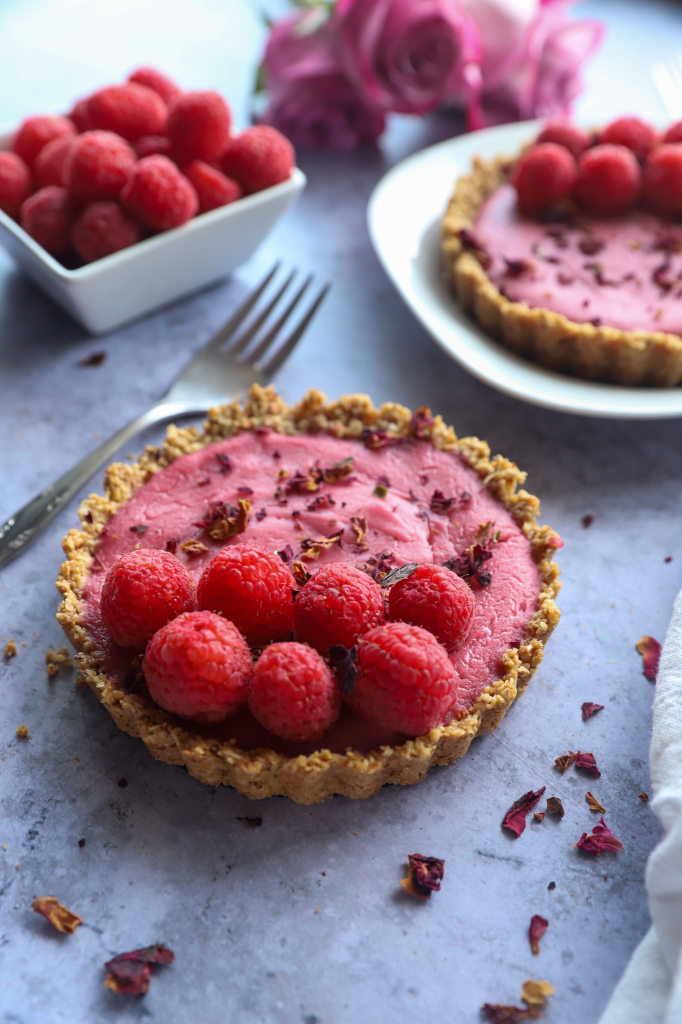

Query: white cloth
[599,587,682,1024]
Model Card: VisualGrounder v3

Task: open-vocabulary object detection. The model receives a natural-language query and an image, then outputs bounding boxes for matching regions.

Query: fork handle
[0,400,197,570]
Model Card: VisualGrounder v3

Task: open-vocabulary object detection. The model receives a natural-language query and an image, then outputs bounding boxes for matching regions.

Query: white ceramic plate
[367,119,682,419]
[0,127,306,334]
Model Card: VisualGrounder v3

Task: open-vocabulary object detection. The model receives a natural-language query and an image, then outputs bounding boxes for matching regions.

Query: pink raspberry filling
[83,429,542,753]
[473,183,682,335]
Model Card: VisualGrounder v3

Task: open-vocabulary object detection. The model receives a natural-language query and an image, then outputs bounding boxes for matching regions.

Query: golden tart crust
[56,386,561,805]
[442,154,682,387]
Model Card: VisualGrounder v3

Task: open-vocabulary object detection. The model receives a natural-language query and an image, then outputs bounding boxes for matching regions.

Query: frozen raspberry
[101,548,194,650]
[388,564,475,653]
[536,118,591,159]
[512,143,577,215]
[121,155,197,230]
[12,115,75,169]
[20,186,74,256]
[128,66,181,106]
[599,116,657,161]
[347,622,458,736]
[133,135,171,159]
[642,144,682,216]
[197,542,295,646]
[0,152,31,219]
[65,130,136,204]
[87,83,167,142]
[68,98,92,133]
[663,121,682,145]
[166,90,232,164]
[34,135,75,188]
[144,611,251,723]
[294,562,384,655]
[221,126,294,195]
[182,160,242,213]
[71,201,142,263]
[573,144,641,216]
[248,642,340,742]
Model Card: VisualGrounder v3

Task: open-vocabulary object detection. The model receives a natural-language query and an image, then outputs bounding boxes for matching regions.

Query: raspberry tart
[57,386,560,804]
[442,116,682,386]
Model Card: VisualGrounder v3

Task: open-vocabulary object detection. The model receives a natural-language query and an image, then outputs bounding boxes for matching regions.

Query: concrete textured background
[1,0,680,1020]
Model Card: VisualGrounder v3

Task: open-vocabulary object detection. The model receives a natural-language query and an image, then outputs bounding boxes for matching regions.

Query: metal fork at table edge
[0,268,328,569]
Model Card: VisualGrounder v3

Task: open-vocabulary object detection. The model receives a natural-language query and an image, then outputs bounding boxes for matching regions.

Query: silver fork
[651,54,682,118]
[0,265,329,569]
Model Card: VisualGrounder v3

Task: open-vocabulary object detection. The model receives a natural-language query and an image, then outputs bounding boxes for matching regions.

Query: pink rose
[262,10,386,149]
[465,0,604,125]
[335,0,482,115]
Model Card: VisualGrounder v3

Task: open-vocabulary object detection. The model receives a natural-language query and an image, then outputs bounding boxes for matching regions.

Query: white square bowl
[0,129,306,334]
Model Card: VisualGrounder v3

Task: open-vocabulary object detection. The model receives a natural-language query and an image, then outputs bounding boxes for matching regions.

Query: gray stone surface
[0,0,679,1021]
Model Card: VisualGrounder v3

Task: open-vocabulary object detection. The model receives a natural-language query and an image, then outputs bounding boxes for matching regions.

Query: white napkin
[599,587,682,1024]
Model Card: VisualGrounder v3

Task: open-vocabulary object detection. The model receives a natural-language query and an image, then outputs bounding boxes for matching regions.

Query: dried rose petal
[581,702,604,720]
[534,811,545,823]
[216,453,232,473]
[481,1006,537,1022]
[400,853,444,899]
[574,817,624,856]
[104,944,175,996]
[521,979,554,1007]
[575,752,601,777]
[581,513,594,528]
[33,896,83,934]
[586,791,606,813]
[502,787,546,838]
[639,792,649,802]
[555,750,579,773]
[379,563,418,587]
[328,645,357,696]
[529,914,549,955]
[636,636,661,681]
[410,407,435,438]
[361,428,399,450]
[546,796,564,817]
[236,816,262,828]
[195,498,250,540]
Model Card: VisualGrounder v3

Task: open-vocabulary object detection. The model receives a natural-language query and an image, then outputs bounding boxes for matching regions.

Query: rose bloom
[263,9,386,149]
[463,0,604,125]
[336,0,482,114]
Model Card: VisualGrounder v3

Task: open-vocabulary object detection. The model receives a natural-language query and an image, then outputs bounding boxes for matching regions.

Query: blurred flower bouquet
[258,0,604,149]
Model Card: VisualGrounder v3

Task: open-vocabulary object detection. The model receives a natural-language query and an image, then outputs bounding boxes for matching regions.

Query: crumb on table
[3,640,17,659]
[16,724,28,738]
[45,646,72,673]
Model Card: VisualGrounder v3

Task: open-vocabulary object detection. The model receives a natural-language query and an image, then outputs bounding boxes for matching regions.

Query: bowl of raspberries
[0,66,305,333]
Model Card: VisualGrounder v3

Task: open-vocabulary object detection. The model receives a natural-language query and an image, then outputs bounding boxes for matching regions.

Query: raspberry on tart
[294,562,385,654]
[387,563,475,653]
[100,548,194,649]
[442,117,682,387]
[56,387,561,805]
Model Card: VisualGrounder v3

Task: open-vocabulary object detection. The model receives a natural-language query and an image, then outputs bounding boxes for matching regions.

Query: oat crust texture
[442,153,682,387]
[56,386,561,805]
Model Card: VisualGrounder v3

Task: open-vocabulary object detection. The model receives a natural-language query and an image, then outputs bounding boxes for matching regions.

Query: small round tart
[442,153,682,387]
[57,386,561,805]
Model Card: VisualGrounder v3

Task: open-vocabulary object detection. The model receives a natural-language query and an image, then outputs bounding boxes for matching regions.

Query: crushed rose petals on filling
[400,853,445,899]
[502,787,546,838]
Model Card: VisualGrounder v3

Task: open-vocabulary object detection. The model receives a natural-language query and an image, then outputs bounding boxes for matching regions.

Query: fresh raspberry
[20,186,74,256]
[387,564,475,653]
[0,152,31,219]
[133,135,171,159]
[100,548,194,650]
[599,116,657,161]
[12,115,75,169]
[87,83,167,142]
[512,143,577,215]
[247,642,340,742]
[197,542,295,646]
[642,144,682,217]
[72,201,142,263]
[144,611,251,723]
[347,623,458,736]
[68,98,92,133]
[663,121,682,145]
[573,144,641,216]
[221,126,294,195]
[536,118,591,159]
[166,90,232,164]
[34,135,75,188]
[128,66,181,106]
[182,160,242,213]
[293,562,384,655]
[65,130,136,204]
[120,155,197,230]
